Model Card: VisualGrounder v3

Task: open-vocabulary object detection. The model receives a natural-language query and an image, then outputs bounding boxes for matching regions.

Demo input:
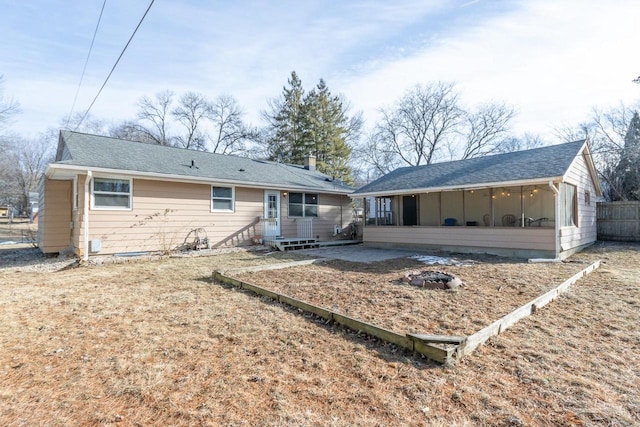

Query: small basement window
[288,192,318,217]
[212,186,234,212]
[92,177,132,209]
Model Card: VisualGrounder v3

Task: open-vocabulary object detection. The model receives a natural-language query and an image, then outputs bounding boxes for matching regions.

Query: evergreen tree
[614,111,640,200]
[303,79,352,183]
[262,71,305,163]
[263,72,360,184]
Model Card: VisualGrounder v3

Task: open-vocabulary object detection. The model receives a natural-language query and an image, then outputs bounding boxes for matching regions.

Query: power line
[64,0,107,130]
[74,0,155,131]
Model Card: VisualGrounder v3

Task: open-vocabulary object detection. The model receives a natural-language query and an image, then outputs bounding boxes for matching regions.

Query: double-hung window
[288,192,318,217]
[212,186,234,212]
[92,177,132,209]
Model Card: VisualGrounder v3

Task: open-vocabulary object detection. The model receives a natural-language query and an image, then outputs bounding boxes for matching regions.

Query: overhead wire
[74,0,155,131]
[64,0,107,130]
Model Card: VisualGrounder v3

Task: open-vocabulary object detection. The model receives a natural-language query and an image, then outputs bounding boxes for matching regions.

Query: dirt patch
[0,242,638,426]
[234,254,589,336]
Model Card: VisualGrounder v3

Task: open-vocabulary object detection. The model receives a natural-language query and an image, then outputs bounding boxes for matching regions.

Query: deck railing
[296,218,314,239]
[260,217,278,238]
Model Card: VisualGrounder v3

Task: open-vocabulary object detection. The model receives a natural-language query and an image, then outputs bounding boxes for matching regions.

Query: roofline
[562,140,603,196]
[45,163,354,195]
[350,176,564,198]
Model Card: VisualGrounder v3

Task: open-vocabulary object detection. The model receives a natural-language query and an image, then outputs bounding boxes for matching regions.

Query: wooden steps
[266,237,320,251]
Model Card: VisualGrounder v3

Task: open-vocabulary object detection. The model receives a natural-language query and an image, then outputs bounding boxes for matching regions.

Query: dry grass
[234,254,591,336]
[0,241,638,426]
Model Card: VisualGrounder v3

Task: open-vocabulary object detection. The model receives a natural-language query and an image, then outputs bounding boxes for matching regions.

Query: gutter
[352,177,565,198]
[83,171,92,262]
[46,164,353,195]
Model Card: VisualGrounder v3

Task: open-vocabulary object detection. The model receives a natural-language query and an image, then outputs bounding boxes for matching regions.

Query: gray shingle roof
[353,140,587,195]
[56,131,353,193]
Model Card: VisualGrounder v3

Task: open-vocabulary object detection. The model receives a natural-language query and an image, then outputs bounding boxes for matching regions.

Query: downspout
[549,181,560,258]
[83,171,92,262]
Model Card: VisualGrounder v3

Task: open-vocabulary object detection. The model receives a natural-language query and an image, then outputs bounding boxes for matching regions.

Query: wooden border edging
[213,259,600,364]
[212,271,453,364]
[458,260,601,357]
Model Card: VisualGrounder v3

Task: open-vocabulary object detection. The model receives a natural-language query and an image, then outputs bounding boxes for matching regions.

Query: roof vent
[190,160,199,169]
[239,168,245,172]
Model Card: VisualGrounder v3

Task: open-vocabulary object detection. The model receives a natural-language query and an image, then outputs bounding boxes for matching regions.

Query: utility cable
[64,0,107,130]
[74,0,155,131]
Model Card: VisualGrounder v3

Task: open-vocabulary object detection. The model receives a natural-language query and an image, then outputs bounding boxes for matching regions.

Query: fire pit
[401,270,464,290]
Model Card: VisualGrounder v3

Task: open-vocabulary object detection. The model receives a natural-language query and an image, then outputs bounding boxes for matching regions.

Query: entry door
[402,195,418,226]
[263,190,281,237]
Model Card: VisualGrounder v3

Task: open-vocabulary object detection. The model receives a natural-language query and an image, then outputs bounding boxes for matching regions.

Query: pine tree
[262,71,305,163]
[615,111,640,200]
[303,79,352,183]
[263,72,360,184]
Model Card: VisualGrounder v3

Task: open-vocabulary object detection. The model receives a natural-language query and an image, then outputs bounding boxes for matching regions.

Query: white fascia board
[46,164,353,195]
[349,177,564,198]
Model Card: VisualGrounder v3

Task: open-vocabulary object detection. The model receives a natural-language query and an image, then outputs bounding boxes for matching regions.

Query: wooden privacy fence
[212,260,600,364]
[597,201,640,241]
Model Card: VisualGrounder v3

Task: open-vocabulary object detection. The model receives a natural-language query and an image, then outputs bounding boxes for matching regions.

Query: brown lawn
[0,240,638,426]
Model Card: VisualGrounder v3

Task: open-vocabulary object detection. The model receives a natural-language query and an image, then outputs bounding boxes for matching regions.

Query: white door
[263,190,281,237]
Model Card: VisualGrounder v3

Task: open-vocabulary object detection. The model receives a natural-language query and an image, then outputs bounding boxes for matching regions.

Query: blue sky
[1,0,639,140]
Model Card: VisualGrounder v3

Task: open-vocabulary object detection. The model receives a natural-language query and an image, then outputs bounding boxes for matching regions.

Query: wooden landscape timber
[212,270,455,364]
[458,260,601,357]
[212,259,601,365]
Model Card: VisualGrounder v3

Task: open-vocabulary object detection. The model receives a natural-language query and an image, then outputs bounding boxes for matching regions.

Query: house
[351,140,602,259]
[39,131,355,258]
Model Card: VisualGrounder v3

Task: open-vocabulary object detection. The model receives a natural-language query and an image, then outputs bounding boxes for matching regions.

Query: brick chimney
[304,154,316,171]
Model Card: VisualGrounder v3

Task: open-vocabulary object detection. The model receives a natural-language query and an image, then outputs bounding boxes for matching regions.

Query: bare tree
[500,133,546,153]
[109,120,158,144]
[136,90,174,145]
[0,135,55,211]
[0,75,20,130]
[460,102,515,159]
[555,102,640,200]
[209,95,259,155]
[371,82,462,171]
[63,111,109,134]
[172,92,211,151]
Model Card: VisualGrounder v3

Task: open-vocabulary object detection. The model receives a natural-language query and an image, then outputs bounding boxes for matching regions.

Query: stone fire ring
[400,270,464,290]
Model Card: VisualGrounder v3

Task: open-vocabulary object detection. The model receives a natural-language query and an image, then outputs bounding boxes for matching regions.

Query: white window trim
[288,192,319,218]
[211,185,235,212]
[91,176,133,211]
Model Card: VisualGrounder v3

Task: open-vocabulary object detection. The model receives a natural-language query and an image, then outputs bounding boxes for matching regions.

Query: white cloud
[3,0,640,142]
[340,0,640,138]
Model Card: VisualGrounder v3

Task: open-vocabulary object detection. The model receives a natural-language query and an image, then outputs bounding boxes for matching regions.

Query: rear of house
[352,140,601,259]
[39,131,354,257]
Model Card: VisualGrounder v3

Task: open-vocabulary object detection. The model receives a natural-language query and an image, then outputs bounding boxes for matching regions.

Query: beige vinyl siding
[39,178,72,253]
[281,193,351,240]
[364,226,555,255]
[418,193,440,226]
[86,179,264,255]
[82,179,351,255]
[560,154,598,252]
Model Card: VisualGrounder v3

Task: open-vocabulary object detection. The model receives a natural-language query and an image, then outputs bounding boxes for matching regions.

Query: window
[212,186,234,211]
[288,192,318,217]
[92,177,131,209]
[560,183,577,227]
[585,190,591,206]
[366,197,394,225]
